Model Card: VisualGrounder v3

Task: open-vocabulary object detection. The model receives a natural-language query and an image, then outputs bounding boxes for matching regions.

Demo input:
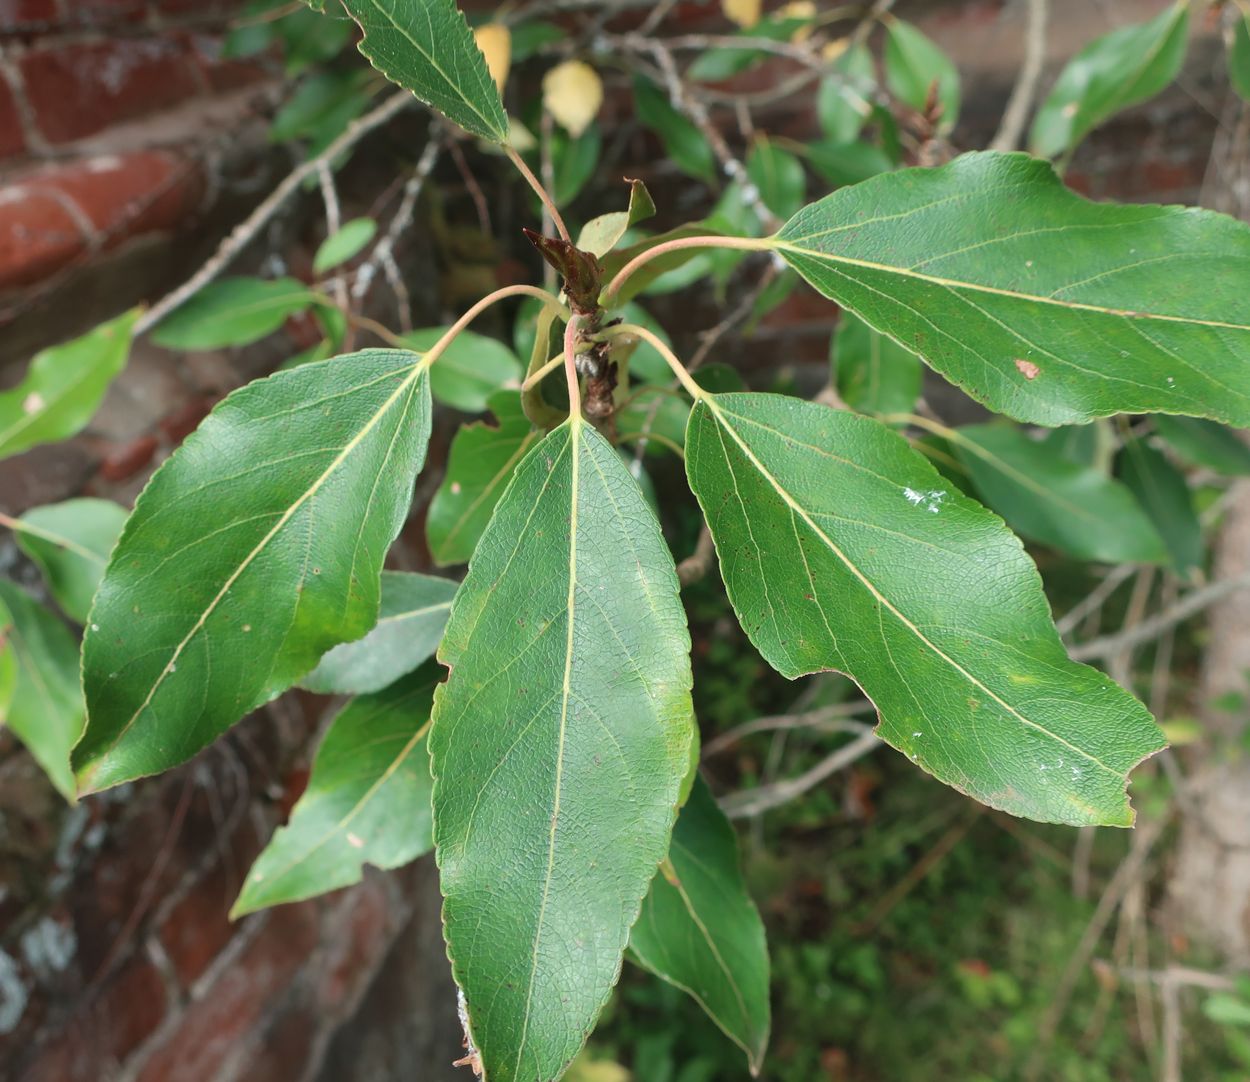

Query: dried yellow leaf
[474,24,511,93]
[778,0,817,41]
[542,60,603,138]
[721,0,761,29]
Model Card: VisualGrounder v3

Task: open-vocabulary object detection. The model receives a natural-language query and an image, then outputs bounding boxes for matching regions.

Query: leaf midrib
[773,240,1250,332]
[702,399,1122,779]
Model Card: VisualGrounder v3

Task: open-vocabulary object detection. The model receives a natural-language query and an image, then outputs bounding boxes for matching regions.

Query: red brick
[62,0,146,25]
[316,880,392,1012]
[20,39,201,145]
[232,1005,318,1082]
[19,954,166,1082]
[35,151,205,246]
[188,33,274,93]
[0,75,26,159]
[0,0,58,30]
[158,857,242,987]
[135,903,321,1082]
[0,187,87,290]
[98,435,158,481]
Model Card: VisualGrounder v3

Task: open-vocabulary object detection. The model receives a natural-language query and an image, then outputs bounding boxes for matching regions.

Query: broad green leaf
[817,43,875,144]
[1153,416,1250,475]
[0,600,14,721]
[427,392,540,565]
[76,349,431,793]
[576,180,656,259]
[15,498,128,623]
[746,137,805,220]
[1232,10,1250,103]
[232,665,439,916]
[804,138,894,188]
[1031,1,1188,158]
[430,417,695,1082]
[403,328,522,413]
[548,122,601,206]
[334,0,508,143]
[951,423,1168,565]
[832,311,921,417]
[511,20,564,62]
[634,76,717,183]
[1120,435,1203,574]
[152,277,314,350]
[883,17,960,130]
[773,152,1250,427]
[299,572,456,694]
[0,311,136,461]
[314,217,378,274]
[270,69,375,156]
[685,392,1165,826]
[0,581,83,801]
[281,4,353,73]
[629,776,770,1074]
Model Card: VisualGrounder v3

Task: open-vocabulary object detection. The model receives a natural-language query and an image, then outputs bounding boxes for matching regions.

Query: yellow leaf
[474,24,511,93]
[722,0,762,28]
[542,60,603,138]
[778,0,817,41]
[822,37,850,62]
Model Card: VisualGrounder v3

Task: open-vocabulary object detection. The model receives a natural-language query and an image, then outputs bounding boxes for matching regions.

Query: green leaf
[314,217,378,274]
[152,277,315,351]
[0,601,14,722]
[0,311,136,461]
[746,137,805,220]
[629,776,770,1074]
[232,665,439,916]
[299,571,456,694]
[803,138,894,188]
[883,16,960,130]
[576,179,656,259]
[1153,416,1250,476]
[1120,435,1203,574]
[1031,1,1188,158]
[403,328,523,414]
[601,224,721,306]
[634,76,717,183]
[427,391,541,565]
[1231,10,1250,103]
[429,418,695,1081]
[270,69,375,156]
[832,311,921,418]
[0,581,83,801]
[548,122,602,206]
[15,498,128,623]
[334,0,508,143]
[951,423,1168,565]
[76,349,431,793]
[774,151,1250,427]
[817,44,875,144]
[685,392,1165,826]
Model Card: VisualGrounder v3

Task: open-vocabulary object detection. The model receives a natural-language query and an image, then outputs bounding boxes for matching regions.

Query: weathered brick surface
[0,186,86,288]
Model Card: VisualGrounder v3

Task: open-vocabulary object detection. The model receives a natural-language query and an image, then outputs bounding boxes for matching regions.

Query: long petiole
[601,323,703,400]
[564,315,583,416]
[506,144,572,243]
[522,353,565,391]
[418,285,568,372]
[600,234,772,308]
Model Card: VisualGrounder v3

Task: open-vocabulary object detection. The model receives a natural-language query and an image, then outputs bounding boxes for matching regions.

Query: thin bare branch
[990,0,1049,152]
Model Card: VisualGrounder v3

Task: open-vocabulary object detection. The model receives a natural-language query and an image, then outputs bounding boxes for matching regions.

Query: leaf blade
[15,498,128,624]
[77,349,432,792]
[775,151,1250,426]
[0,311,136,461]
[629,776,770,1073]
[686,392,1165,826]
[232,665,440,916]
[430,418,695,1081]
[335,0,508,142]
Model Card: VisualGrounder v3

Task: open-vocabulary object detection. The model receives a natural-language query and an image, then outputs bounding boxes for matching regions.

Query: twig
[720,729,882,819]
[676,525,716,587]
[136,91,417,337]
[317,160,350,315]
[1025,815,1168,1081]
[702,706,872,759]
[1056,564,1137,636]
[1070,570,1250,661]
[990,0,1049,152]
